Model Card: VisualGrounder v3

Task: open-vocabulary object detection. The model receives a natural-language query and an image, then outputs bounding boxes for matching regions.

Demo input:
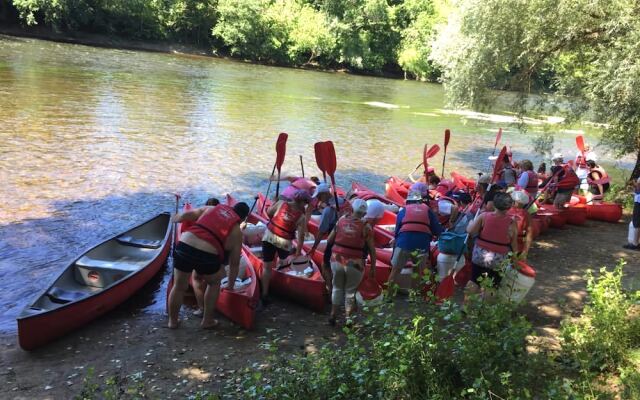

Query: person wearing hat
[327,199,376,325]
[466,192,518,289]
[547,153,580,209]
[387,190,443,291]
[509,190,534,260]
[260,189,310,305]
[624,177,640,250]
[308,183,351,290]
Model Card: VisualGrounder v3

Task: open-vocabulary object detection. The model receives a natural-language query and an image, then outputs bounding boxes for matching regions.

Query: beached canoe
[586,202,623,223]
[229,194,327,312]
[352,181,403,207]
[384,177,409,205]
[17,213,172,350]
[563,203,587,226]
[166,203,260,330]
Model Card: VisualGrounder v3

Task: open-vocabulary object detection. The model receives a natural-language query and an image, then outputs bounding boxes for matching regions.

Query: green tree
[432,0,640,180]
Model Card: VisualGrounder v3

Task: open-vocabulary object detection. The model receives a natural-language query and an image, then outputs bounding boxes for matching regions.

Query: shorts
[589,182,610,196]
[471,263,502,287]
[391,247,427,269]
[553,190,572,207]
[173,241,222,275]
[261,241,291,263]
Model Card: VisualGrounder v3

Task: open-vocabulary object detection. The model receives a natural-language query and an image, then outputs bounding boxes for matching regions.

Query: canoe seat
[47,287,88,304]
[75,256,148,272]
[116,235,162,249]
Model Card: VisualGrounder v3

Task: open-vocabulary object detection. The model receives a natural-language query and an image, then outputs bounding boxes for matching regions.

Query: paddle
[314,142,327,182]
[490,146,508,185]
[245,195,259,224]
[408,144,441,179]
[171,193,181,258]
[299,155,305,178]
[441,129,451,178]
[324,141,340,211]
[262,132,288,214]
[576,134,587,167]
[492,128,503,156]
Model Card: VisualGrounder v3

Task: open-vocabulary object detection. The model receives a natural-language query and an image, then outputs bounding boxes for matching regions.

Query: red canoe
[537,206,567,229]
[18,213,172,350]
[586,202,623,223]
[166,204,260,330]
[352,181,403,207]
[563,203,587,226]
[384,177,409,205]
[230,194,327,312]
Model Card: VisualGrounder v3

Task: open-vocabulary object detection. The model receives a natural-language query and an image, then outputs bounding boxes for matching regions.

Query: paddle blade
[435,275,455,301]
[444,129,451,148]
[314,142,325,171]
[324,141,337,176]
[494,128,502,147]
[576,135,585,153]
[275,132,288,171]
[427,144,440,158]
[491,146,507,183]
[423,144,429,176]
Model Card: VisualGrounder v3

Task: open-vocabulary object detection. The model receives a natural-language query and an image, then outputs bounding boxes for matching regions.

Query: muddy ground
[1,216,638,399]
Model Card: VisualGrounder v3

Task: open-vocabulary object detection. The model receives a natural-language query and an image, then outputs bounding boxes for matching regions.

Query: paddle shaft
[441,150,448,179]
[300,155,305,178]
[261,163,277,215]
[245,196,259,223]
[172,194,180,258]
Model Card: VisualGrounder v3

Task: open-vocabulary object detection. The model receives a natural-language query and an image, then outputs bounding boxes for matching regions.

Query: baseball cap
[552,152,564,161]
[312,183,331,198]
[365,200,385,219]
[351,198,368,214]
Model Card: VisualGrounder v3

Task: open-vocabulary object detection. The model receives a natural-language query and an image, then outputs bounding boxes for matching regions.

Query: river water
[0,35,606,332]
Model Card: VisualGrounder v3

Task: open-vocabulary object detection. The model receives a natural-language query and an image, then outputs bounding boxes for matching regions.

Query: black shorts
[471,263,502,288]
[173,242,222,275]
[589,182,610,195]
[261,241,291,263]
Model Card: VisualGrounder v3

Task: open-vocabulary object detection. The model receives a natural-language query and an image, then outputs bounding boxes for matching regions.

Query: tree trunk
[631,148,640,182]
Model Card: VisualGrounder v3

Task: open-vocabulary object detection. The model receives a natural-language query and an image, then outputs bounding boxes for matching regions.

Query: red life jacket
[399,203,432,234]
[523,170,538,196]
[267,202,304,240]
[476,212,512,254]
[186,205,239,260]
[333,216,366,260]
[588,166,610,185]
[556,165,580,190]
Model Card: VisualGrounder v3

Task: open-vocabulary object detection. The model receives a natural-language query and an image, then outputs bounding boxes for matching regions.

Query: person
[624,178,640,250]
[516,160,539,199]
[261,189,310,304]
[308,183,350,290]
[387,191,443,290]
[586,160,610,202]
[469,174,490,214]
[205,197,220,206]
[509,190,534,260]
[327,199,376,325]
[537,162,547,179]
[466,192,517,290]
[500,153,517,187]
[575,144,597,195]
[548,153,580,209]
[192,197,220,316]
[168,201,249,329]
[428,174,441,190]
[270,175,318,200]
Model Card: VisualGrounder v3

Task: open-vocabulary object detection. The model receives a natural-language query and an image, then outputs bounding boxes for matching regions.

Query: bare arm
[365,226,376,278]
[270,174,297,183]
[509,221,519,258]
[522,214,534,259]
[466,213,484,236]
[224,226,243,290]
[266,200,281,218]
[172,207,207,222]
[295,215,307,256]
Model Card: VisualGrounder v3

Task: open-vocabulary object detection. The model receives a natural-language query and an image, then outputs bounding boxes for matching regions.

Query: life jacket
[575,154,587,168]
[333,216,366,260]
[468,194,483,215]
[476,212,512,254]
[399,203,432,234]
[588,166,610,185]
[186,205,239,260]
[508,207,528,250]
[267,202,304,240]
[436,196,458,225]
[556,165,580,190]
[523,170,538,196]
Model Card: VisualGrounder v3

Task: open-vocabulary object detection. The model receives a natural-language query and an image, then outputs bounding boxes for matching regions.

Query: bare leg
[168,269,191,329]
[192,271,206,313]
[197,270,224,329]
[261,261,273,299]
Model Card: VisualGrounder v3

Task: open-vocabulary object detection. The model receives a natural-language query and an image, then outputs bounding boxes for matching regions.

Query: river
[0,35,605,332]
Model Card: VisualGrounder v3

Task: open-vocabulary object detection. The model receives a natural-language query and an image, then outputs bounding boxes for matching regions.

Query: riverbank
[2,216,638,399]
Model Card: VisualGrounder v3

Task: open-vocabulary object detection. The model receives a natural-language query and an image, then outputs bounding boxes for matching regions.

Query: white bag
[628,221,640,246]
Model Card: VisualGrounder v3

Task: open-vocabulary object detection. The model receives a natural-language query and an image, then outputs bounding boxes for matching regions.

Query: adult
[586,160,610,202]
[327,199,376,325]
[509,190,534,260]
[575,145,597,195]
[500,153,517,187]
[270,175,319,200]
[516,160,539,199]
[261,190,310,304]
[624,178,640,251]
[308,183,351,290]
[168,202,249,329]
[191,197,220,316]
[388,191,442,290]
[469,174,490,214]
[466,192,518,289]
[537,162,548,180]
[549,153,580,209]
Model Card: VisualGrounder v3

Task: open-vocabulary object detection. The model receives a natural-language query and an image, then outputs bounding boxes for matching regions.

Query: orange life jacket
[187,205,239,260]
[267,202,303,240]
[333,216,366,260]
[399,203,432,234]
[588,166,610,185]
[476,212,512,254]
[556,165,580,190]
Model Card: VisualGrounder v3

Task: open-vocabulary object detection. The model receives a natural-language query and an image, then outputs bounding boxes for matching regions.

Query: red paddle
[262,133,288,214]
[314,142,327,182]
[423,144,441,177]
[324,141,340,210]
[490,146,507,184]
[441,129,451,178]
[576,134,587,166]
[492,128,503,156]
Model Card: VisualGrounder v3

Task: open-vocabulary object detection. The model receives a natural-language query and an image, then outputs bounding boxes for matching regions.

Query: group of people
[166,144,623,329]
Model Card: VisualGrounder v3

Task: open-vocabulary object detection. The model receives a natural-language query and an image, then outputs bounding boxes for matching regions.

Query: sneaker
[622,244,640,251]
[193,309,204,317]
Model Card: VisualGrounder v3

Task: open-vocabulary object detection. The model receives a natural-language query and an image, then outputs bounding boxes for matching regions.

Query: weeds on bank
[75,261,639,399]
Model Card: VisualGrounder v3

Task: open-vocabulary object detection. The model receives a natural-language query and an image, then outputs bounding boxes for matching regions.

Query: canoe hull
[586,203,622,223]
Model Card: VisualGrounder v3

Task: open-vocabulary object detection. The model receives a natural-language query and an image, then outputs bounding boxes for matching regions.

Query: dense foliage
[2,0,444,77]
[431,0,640,180]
